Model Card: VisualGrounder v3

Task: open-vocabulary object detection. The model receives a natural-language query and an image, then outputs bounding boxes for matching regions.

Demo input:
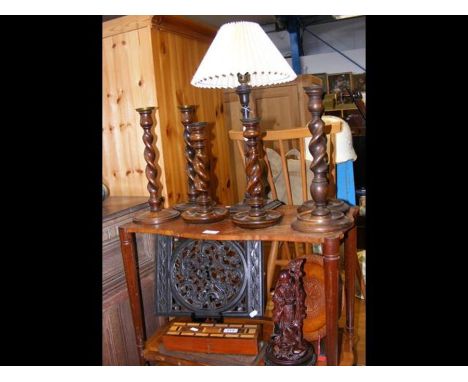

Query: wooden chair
[228,121,342,295]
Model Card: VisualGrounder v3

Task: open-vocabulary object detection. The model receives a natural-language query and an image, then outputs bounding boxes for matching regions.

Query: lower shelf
[143,317,355,366]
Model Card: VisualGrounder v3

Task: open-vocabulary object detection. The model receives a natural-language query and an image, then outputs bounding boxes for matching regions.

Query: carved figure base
[133,209,180,225]
[181,206,228,224]
[292,208,353,233]
[173,200,215,212]
[232,209,282,229]
[264,342,316,366]
[297,198,350,213]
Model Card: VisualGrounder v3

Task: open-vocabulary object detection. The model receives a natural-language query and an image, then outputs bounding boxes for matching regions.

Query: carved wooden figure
[133,107,180,224]
[182,122,228,223]
[292,85,353,233]
[265,258,316,366]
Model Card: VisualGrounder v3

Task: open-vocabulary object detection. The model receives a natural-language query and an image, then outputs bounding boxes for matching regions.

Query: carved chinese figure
[265,258,316,366]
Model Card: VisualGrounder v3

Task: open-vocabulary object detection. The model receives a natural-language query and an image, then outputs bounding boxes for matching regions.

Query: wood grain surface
[102,26,165,200]
[121,205,350,243]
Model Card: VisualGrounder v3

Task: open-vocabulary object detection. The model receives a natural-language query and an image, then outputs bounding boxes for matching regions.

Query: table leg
[344,224,357,334]
[119,227,147,366]
[323,237,340,366]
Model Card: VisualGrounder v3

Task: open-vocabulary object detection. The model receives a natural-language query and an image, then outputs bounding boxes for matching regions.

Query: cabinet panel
[103,197,168,365]
[103,273,166,365]
[255,93,301,131]
[102,26,166,200]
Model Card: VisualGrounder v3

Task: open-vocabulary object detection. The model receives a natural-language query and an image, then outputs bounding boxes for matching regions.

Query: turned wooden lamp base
[174,200,215,212]
[133,209,180,225]
[298,198,350,213]
[264,343,316,366]
[181,206,228,224]
[232,209,282,229]
[292,209,353,233]
[173,201,198,212]
[228,199,284,215]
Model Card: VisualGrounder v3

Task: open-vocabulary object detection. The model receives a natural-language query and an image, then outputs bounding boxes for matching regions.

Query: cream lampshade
[191,21,297,89]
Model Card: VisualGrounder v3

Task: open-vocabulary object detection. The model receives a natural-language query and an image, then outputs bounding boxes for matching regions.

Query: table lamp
[191,21,297,229]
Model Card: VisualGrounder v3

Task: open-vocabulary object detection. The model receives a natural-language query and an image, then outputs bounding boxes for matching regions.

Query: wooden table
[118,205,358,366]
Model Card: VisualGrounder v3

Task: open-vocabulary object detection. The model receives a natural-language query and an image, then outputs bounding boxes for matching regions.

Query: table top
[103,196,148,222]
[120,205,354,244]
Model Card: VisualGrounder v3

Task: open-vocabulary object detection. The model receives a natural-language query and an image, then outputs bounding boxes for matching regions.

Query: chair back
[228,121,341,206]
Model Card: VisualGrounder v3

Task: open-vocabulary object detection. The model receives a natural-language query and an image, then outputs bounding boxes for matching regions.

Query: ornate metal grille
[154,237,264,317]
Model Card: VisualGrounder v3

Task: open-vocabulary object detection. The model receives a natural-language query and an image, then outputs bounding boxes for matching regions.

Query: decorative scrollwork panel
[154,237,264,317]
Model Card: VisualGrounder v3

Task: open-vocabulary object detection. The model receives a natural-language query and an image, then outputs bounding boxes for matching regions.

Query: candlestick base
[228,198,284,214]
[298,198,350,213]
[173,200,216,212]
[133,209,180,225]
[173,201,198,212]
[292,208,353,233]
[232,209,282,229]
[181,206,228,224]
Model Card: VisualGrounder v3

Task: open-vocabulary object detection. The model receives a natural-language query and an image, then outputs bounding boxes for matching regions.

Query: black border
[366,15,467,365]
[1,16,102,365]
[2,14,466,367]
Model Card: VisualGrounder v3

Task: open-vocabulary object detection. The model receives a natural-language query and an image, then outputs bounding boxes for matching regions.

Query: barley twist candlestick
[232,117,282,229]
[298,86,349,214]
[174,105,199,212]
[133,107,180,225]
[182,122,228,224]
[292,86,352,233]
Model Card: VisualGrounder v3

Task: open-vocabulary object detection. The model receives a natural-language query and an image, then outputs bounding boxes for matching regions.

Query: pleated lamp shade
[191,21,297,89]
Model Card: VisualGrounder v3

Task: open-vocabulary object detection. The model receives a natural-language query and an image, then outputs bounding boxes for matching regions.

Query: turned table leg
[344,223,357,334]
[119,227,147,366]
[323,236,340,366]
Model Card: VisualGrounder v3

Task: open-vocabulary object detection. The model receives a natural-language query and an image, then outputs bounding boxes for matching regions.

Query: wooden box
[162,321,260,356]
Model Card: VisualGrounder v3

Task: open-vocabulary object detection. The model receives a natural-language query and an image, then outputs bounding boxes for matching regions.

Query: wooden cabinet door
[224,83,303,132]
[103,198,167,365]
[102,26,162,200]
[253,84,304,131]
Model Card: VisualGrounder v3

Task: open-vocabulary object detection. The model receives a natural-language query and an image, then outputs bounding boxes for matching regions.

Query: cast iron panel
[154,236,264,317]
